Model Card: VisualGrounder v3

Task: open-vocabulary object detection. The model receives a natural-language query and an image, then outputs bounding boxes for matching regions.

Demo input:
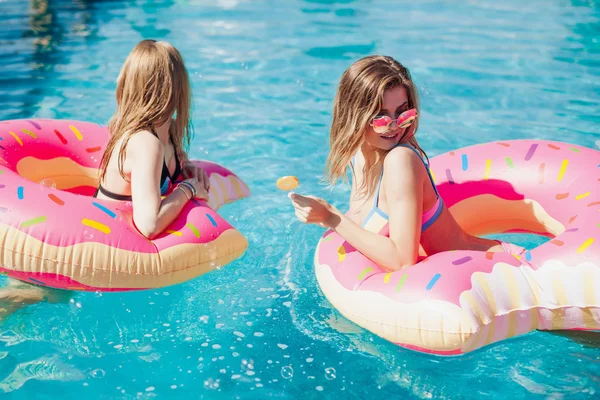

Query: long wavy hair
[99,39,193,181]
[325,55,425,198]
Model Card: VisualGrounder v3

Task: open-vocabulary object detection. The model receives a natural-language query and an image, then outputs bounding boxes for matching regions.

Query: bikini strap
[149,123,159,137]
[150,124,182,182]
[170,135,182,180]
[373,167,385,208]
[393,144,439,197]
[96,184,133,201]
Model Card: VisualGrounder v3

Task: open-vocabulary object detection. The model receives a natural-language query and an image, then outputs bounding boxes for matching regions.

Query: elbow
[381,263,411,273]
[382,256,418,272]
[134,217,160,240]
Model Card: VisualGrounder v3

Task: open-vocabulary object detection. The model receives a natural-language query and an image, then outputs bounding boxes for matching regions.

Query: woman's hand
[182,161,210,192]
[182,177,209,200]
[288,193,340,228]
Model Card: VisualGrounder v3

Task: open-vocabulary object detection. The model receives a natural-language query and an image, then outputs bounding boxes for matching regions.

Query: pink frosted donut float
[315,139,600,355]
[0,119,250,291]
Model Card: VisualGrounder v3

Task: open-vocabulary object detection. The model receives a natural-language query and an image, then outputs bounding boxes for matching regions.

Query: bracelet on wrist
[179,181,196,197]
[175,185,191,201]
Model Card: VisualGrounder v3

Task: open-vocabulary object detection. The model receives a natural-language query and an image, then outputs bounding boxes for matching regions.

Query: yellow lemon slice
[276,176,299,191]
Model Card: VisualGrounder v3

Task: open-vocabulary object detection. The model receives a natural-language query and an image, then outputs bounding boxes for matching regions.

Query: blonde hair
[99,39,193,181]
[326,55,425,198]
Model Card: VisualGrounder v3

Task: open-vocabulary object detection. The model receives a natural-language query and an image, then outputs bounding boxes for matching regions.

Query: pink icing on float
[0,119,250,291]
[315,139,600,355]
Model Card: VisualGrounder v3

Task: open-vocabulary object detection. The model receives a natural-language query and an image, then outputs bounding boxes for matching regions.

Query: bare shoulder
[128,130,162,151]
[384,145,424,174]
[127,130,163,162]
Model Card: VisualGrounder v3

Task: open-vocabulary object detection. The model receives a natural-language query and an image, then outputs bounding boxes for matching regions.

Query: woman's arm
[129,132,202,239]
[290,147,423,271]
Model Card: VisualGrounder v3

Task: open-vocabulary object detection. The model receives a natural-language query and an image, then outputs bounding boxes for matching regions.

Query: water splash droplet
[325,367,336,380]
[281,366,293,379]
[90,369,105,379]
[203,378,219,389]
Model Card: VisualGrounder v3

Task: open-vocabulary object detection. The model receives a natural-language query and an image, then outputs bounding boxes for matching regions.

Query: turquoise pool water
[1,0,600,398]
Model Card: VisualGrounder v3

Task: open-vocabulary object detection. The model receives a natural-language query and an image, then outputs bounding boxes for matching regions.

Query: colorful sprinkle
[69,125,83,141]
[21,128,37,139]
[576,192,591,200]
[357,267,373,281]
[452,256,472,265]
[556,193,569,200]
[166,230,183,237]
[547,144,560,150]
[383,272,392,284]
[20,216,47,228]
[322,235,333,242]
[337,246,346,262]
[550,239,564,246]
[0,184,4,188]
[569,215,578,224]
[395,274,408,292]
[48,193,64,205]
[81,218,111,234]
[206,213,217,227]
[577,238,594,254]
[28,277,45,285]
[461,154,468,171]
[17,186,23,199]
[54,129,67,144]
[557,159,568,182]
[92,202,116,218]
[538,163,545,184]
[484,159,491,180]
[186,222,201,238]
[589,201,600,207]
[505,157,514,168]
[426,273,441,290]
[485,252,494,260]
[0,170,3,175]
[570,147,580,153]
[525,144,538,161]
[86,146,102,153]
[565,228,579,233]
[8,131,22,146]
[26,120,41,130]
[449,151,455,156]
[497,142,510,147]
[445,169,455,184]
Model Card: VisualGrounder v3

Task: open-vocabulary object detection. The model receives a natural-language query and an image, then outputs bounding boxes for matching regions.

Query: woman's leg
[0,279,74,319]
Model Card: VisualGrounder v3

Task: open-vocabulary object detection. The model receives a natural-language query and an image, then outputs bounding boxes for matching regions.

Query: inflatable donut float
[315,139,600,355]
[0,119,250,291]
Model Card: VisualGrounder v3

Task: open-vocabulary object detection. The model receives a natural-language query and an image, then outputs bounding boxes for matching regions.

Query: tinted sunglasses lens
[372,117,391,133]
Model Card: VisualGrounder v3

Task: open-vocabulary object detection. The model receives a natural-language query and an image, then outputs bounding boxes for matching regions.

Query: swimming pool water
[1,0,600,398]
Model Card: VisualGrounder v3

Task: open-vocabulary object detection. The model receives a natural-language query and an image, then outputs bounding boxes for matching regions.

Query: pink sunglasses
[370,108,418,134]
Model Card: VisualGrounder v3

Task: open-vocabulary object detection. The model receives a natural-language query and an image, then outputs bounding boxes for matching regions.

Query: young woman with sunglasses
[289,55,525,272]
